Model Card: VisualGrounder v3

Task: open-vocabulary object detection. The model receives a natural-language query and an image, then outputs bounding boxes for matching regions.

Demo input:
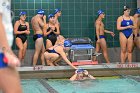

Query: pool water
[22,79,49,93]
[22,77,140,93]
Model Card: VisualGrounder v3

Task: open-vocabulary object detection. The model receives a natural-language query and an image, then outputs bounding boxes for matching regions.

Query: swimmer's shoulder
[95,20,101,26]
[130,16,134,21]
[54,45,63,52]
[117,16,123,21]
[15,20,20,24]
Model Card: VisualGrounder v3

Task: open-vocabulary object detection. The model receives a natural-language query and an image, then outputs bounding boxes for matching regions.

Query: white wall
[138,0,140,8]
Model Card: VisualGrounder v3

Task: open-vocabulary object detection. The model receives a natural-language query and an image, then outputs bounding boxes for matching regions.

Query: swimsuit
[16,23,27,43]
[46,49,60,55]
[46,24,58,46]
[121,17,133,39]
[33,34,43,41]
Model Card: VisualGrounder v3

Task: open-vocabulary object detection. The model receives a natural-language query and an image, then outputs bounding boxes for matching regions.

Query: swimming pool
[22,76,140,93]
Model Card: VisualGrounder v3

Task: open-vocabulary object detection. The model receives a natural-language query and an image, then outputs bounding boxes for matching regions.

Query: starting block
[72,60,98,66]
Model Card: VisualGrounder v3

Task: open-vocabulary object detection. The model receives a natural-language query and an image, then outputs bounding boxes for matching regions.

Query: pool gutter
[18,63,140,79]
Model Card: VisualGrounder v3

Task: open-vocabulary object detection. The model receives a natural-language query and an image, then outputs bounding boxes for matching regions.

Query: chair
[68,37,98,65]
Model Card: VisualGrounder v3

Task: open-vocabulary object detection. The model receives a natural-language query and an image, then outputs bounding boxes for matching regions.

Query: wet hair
[123,6,130,11]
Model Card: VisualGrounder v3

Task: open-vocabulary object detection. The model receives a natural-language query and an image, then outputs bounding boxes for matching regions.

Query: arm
[0,14,20,67]
[131,16,137,34]
[0,14,12,53]
[104,30,112,33]
[14,21,26,35]
[53,24,60,35]
[83,70,96,80]
[87,74,96,79]
[70,73,78,81]
[43,23,53,36]
[25,22,30,35]
[95,21,101,40]
[117,17,131,31]
[104,30,115,37]
[38,15,46,28]
[58,48,77,69]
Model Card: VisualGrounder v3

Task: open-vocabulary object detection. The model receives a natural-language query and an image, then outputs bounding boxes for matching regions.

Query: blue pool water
[22,77,140,93]
[22,79,49,93]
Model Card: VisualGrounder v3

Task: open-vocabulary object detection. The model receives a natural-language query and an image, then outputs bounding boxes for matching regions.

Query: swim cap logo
[127,22,130,25]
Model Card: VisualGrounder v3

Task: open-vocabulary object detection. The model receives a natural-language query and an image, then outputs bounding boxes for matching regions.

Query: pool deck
[18,62,140,79]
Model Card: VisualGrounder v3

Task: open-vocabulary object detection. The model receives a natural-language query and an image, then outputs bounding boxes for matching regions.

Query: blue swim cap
[77,69,84,73]
[54,8,61,14]
[97,9,104,15]
[19,11,26,16]
[48,14,55,20]
[37,9,45,15]
[135,8,140,14]
[64,40,72,47]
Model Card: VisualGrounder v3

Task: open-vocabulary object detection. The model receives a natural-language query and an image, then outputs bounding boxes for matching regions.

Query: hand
[4,52,20,67]
[110,32,115,37]
[25,30,30,34]
[127,25,133,29]
[97,39,100,43]
[51,26,55,31]
[83,70,89,75]
[75,69,78,74]
[43,15,46,20]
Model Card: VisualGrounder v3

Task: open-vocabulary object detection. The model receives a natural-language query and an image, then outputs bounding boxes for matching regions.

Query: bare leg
[22,41,27,59]
[44,52,59,66]
[33,38,43,66]
[53,53,68,66]
[46,39,53,49]
[0,68,22,93]
[53,56,62,66]
[100,38,110,63]
[119,33,127,64]
[41,44,45,65]
[135,37,140,49]
[124,52,128,62]
[16,38,24,62]
[93,41,100,61]
[22,41,27,64]
[127,35,133,63]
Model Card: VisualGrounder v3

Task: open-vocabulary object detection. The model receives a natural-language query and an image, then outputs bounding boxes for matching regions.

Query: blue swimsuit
[99,35,105,39]
[33,34,43,41]
[46,49,60,55]
[0,53,8,68]
[121,17,133,39]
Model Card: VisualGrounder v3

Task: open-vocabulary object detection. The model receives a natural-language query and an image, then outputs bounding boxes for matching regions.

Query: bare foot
[47,63,55,66]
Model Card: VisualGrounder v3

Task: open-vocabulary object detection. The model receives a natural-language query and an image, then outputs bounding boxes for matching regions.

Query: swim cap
[37,9,45,15]
[97,9,104,15]
[54,8,61,14]
[48,14,55,20]
[135,8,140,14]
[64,40,72,47]
[19,11,26,16]
[76,69,84,73]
